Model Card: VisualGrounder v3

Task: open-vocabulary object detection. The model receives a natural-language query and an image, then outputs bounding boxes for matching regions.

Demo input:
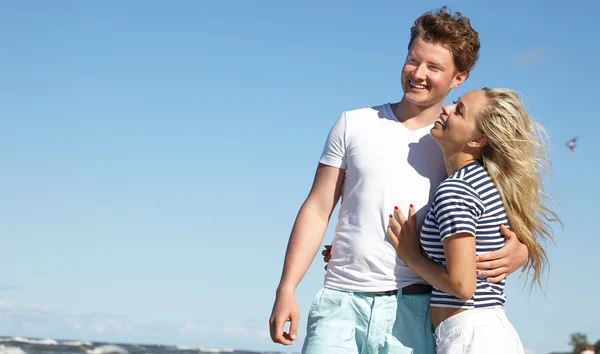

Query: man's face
[401,36,467,107]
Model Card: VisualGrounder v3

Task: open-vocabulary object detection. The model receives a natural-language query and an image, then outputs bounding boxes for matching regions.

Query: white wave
[173,346,233,353]
[86,345,129,354]
[0,337,58,345]
[61,340,93,346]
[0,345,26,354]
[175,345,196,350]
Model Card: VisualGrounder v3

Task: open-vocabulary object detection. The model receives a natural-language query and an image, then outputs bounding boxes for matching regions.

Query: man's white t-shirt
[319,103,447,292]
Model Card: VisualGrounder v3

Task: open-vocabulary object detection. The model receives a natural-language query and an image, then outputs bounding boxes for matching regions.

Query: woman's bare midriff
[431,306,468,329]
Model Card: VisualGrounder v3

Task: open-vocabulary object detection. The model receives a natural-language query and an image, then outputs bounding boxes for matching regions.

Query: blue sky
[1,1,599,353]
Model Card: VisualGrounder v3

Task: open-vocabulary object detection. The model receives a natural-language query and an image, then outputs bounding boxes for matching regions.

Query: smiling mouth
[409,79,430,90]
[435,116,446,129]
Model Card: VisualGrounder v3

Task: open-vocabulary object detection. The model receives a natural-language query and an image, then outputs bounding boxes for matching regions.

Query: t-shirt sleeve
[433,179,484,241]
[318,112,347,169]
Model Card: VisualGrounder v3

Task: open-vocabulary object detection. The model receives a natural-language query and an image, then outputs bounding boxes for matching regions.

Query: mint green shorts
[301,287,435,354]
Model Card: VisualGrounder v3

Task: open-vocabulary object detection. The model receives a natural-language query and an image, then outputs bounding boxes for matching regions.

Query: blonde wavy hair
[476,88,561,290]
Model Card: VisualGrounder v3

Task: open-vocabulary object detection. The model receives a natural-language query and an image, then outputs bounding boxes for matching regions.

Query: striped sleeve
[433,179,485,241]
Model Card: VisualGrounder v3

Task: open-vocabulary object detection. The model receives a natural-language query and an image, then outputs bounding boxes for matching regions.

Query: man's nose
[412,64,427,81]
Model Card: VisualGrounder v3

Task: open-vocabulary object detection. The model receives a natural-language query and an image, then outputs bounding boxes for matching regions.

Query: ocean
[0,337,288,354]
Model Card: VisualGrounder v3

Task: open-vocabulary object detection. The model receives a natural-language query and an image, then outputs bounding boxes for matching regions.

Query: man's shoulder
[342,103,389,115]
[339,103,391,124]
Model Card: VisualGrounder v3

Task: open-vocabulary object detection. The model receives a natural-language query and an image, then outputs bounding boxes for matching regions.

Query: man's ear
[450,71,468,89]
[469,135,487,148]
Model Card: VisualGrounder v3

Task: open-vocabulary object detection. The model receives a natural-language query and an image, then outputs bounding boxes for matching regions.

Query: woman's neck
[443,152,478,177]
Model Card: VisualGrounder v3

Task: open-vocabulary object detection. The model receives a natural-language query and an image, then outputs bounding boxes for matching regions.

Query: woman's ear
[469,135,487,148]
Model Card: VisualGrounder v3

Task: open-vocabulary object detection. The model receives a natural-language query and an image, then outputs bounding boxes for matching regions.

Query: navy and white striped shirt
[420,161,507,309]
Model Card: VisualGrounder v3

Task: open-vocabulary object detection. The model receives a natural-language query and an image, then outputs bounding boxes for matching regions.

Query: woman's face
[430,89,488,153]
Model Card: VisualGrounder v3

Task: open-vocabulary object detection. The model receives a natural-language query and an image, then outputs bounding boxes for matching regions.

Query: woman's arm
[406,234,476,301]
[388,179,483,301]
[387,206,477,301]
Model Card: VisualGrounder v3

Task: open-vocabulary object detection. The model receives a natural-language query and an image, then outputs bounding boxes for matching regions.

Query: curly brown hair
[408,6,480,75]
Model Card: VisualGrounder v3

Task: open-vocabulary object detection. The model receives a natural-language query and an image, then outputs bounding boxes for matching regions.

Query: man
[269,7,528,353]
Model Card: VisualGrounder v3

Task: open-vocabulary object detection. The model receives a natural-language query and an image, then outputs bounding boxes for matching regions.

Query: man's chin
[404,91,445,108]
[404,92,432,105]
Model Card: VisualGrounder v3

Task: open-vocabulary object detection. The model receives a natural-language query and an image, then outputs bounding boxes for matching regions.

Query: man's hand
[269,290,300,345]
[476,225,528,283]
[322,245,331,270]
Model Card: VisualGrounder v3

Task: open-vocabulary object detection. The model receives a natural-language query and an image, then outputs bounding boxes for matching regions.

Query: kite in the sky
[566,137,578,153]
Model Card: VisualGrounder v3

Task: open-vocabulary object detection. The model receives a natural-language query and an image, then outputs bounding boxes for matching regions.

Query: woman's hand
[386,205,422,267]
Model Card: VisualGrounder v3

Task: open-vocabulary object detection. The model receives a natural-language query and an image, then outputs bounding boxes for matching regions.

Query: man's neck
[392,97,445,131]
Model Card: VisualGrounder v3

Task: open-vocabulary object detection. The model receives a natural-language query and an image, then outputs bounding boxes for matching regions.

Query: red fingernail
[389,214,393,218]
[394,206,398,210]
[410,204,414,208]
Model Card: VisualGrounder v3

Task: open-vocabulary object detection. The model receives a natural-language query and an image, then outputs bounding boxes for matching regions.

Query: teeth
[410,80,428,89]
[436,116,446,127]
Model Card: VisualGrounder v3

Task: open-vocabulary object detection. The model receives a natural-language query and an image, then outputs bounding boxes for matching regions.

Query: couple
[269,6,559,354]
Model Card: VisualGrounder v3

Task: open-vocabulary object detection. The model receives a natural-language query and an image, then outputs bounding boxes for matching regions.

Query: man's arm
[475,225,528,283]
[325,221,529,284]
[269,163,344,345]
[276,163,344,294]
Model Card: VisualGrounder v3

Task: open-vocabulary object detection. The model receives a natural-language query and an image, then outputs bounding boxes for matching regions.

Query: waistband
[435,306,507,337]
[366,283,432,296]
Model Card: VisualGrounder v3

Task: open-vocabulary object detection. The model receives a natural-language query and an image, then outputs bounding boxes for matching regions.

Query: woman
[386,88,560,353]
